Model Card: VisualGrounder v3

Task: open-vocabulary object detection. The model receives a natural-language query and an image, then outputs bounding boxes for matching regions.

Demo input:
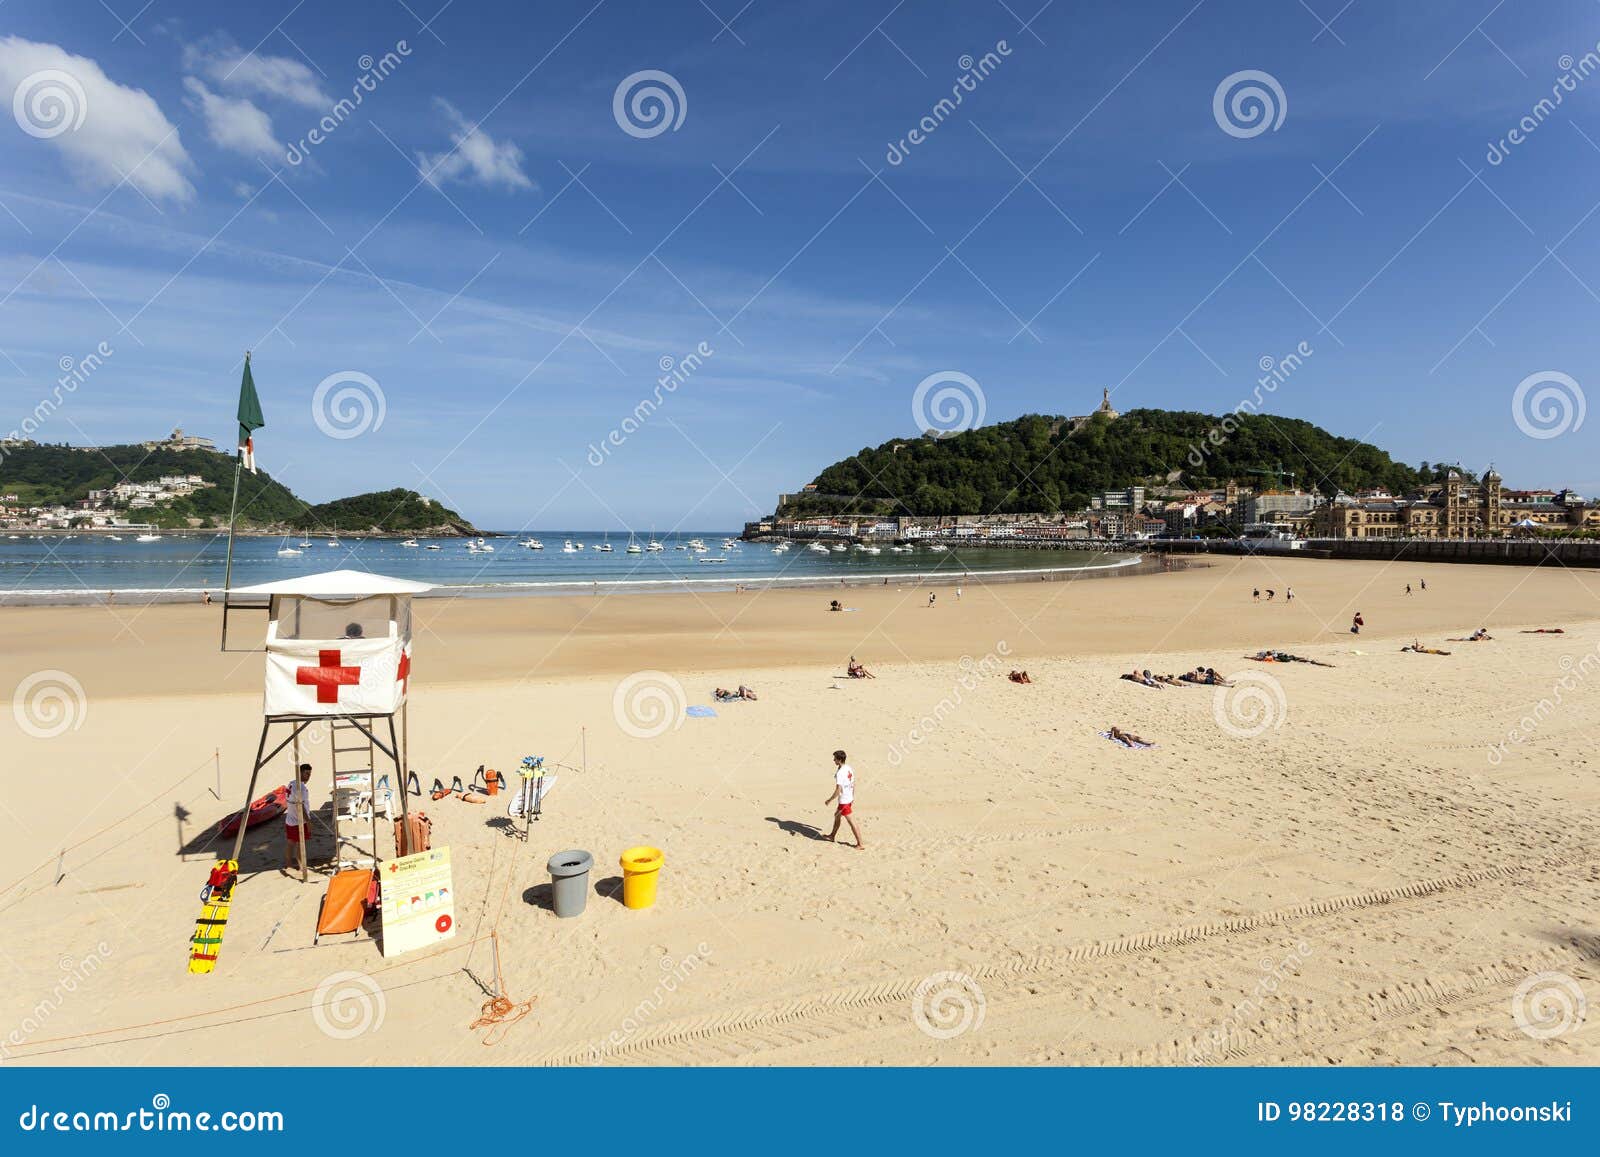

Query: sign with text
[378,845,455,957]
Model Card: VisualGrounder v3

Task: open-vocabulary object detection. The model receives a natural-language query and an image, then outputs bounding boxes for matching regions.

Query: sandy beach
[3,555,1598,1066]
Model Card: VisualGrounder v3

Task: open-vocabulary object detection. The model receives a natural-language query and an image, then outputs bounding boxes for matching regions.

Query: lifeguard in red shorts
[824,749,864,850]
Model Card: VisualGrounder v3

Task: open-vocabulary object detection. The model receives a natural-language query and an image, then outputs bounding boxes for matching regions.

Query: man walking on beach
[283,762,313,872]
[825,749,864,849]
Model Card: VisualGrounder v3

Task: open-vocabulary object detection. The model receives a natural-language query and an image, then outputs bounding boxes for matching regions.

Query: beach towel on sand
[1099,731,1155,749]
[685,705,718,718]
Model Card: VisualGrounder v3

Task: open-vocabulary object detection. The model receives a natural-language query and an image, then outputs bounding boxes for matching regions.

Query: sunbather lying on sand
[847,657,875,679]
[714,685,758,701]
[1120,667,1162,688]
[1179,666,1234,686]
[1402,640,1452,655]
[1447,628,1493,642]
[1522,628,1565,634]
[1248,650,1335,667]
[1008,670,1032,684]
[1105,726,1154,748]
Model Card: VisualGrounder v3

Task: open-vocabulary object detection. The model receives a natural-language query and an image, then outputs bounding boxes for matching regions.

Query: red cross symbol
[296,649,361,703]
[395,649,411,695]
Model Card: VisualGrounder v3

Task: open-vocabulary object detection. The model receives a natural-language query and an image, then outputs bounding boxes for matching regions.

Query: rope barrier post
[491,929,504,999]
[213,747,221,801]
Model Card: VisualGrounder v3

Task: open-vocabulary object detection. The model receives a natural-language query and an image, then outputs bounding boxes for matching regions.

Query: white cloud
[0,35,195,202]
[415,98,535,192]
[183,37,328,109]
[183,77,282,158]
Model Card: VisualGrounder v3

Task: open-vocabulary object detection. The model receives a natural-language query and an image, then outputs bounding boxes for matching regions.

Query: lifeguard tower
[224,569,430,872]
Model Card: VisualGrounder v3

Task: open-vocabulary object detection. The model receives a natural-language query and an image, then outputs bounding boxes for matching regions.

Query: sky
[1,0,1598,530]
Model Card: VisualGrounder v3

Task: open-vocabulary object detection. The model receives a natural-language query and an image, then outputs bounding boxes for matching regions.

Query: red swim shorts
[285,823,307,843]
[836,803,853,816]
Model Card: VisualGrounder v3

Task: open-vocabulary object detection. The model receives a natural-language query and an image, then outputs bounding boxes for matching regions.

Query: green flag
[236,353,264,473]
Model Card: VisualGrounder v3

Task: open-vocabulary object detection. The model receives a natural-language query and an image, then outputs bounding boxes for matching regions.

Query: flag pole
[220,350,257,651]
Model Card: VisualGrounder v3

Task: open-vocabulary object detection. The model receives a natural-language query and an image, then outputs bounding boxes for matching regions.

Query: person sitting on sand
[1008,670,1032,684]
[1109,726,1152,747]
[1350,612,1364,635]
[847,657,875,679]
[828,599,842,612]
[1203,667,1234,686]
[1265,589,1275,601]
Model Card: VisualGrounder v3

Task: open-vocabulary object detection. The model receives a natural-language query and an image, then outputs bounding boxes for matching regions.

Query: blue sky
[1,0,1598,529]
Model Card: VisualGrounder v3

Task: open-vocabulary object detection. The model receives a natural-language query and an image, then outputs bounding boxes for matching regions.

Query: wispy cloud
[183,35,329,109]
[416,98,536,192]
[0,35,195,202]
[182,78,283,159]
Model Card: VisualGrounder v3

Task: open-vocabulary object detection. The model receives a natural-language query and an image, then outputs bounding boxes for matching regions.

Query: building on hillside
[1314,469,1504,539]
[143,427,216,453]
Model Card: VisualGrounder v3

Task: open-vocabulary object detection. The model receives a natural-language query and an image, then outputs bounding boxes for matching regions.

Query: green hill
[0,442,303,528]
[795,409,1448,517]
[291,489,478,535]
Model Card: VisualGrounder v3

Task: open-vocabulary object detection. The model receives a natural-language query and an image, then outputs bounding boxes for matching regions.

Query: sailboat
[646,531,664,552]
[521,537,544,549]
[277,536,303,556]
[596,533,614,553]
[626,532,643,554]
[135,533,161,542]
[327,523,340,547]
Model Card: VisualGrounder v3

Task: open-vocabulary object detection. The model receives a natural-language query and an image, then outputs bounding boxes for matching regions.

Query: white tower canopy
[230,570,429,718]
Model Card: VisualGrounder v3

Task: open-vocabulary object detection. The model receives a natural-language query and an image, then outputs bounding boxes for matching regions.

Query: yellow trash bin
[620,846,663,909]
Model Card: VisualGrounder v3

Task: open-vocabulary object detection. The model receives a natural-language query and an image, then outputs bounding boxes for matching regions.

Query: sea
[0,531,1140,605]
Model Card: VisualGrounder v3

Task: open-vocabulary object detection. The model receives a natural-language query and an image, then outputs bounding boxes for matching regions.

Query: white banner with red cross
[264,637,411,716]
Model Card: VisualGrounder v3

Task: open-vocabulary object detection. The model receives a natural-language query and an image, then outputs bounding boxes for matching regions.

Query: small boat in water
[425,543,442,550]
[808,542,828,553]
[697,556,728,564]
[626,533,643,554]
[107,535,122,541]
[562,540,579,553]
[401,538,419,547]
[136,533,161,542]
[277,536,303,557]
[831,544,848,553]
[522,538,544,549]
[928,543,947,552]
[596,534,613,553]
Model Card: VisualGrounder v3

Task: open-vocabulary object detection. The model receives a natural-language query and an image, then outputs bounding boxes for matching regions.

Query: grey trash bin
[547,849,593,918]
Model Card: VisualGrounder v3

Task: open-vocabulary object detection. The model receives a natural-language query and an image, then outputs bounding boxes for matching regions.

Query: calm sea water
[0,531,1137,604]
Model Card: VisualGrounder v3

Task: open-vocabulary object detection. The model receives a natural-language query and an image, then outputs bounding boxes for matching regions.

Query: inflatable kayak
[217,784,289,836]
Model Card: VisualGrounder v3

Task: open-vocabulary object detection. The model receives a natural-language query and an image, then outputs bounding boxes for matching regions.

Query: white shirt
[835,764,855,804]
[286,780,310,826]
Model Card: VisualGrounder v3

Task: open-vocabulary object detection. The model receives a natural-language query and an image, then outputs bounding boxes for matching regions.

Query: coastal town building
[142,427,216,453]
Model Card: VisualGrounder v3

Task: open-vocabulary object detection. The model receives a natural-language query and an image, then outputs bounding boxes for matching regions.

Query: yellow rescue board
[187,859,239,975]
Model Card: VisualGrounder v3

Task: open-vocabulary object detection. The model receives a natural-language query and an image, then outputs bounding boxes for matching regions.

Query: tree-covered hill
[0,442,303,527]
[291,489,478,535]
[797,410,1450,516]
